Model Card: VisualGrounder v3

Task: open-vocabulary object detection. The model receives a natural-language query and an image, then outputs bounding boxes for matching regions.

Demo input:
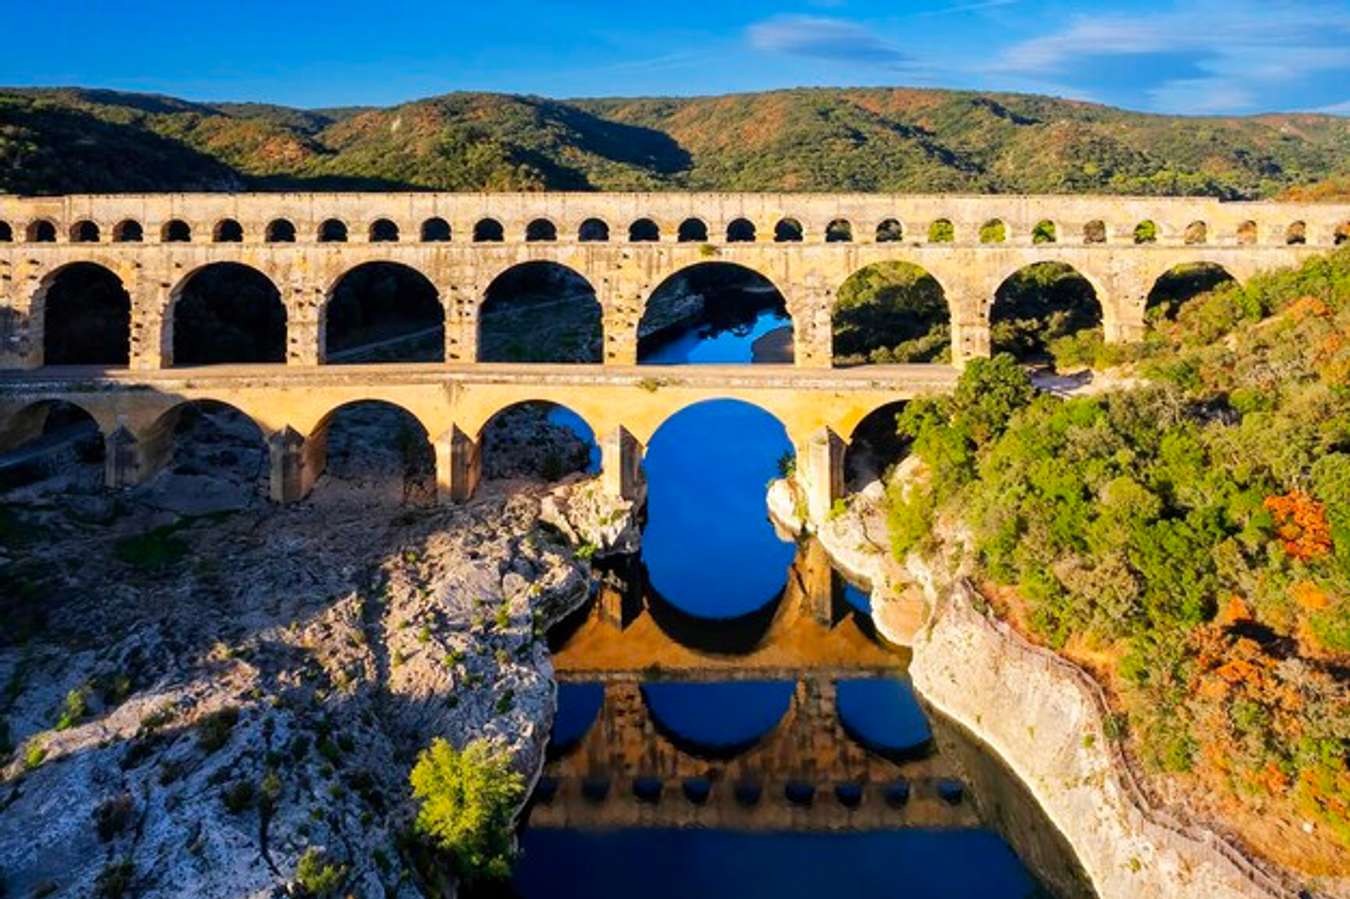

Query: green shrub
[295,847,347,897]
[55,686,90,731]
[95,859,134,898]
[409,738,524,882]
[223,779,256,814]
[113,525,189,570]
[196,706,240,753]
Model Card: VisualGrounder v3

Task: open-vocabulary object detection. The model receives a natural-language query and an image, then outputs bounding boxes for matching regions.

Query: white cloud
[746,15,912,67]
[1314,99,1350,115]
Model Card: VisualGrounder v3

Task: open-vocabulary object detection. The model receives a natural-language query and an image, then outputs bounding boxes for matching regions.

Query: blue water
[641,681,794,754]
[642,308,789,365]
[835,678,932,755]
[545,406,600,474]
[549,683,604,753]
[512,828,1044,899]
[640,399,795,619]
[843,581,872,615]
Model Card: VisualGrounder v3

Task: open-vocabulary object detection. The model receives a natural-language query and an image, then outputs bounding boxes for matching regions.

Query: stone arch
[0,399,106,488]
[37,262,132,366]
[774,218,804,242]
[991,261,1104,363]
[1336,221,1350,246]
[0,221,11,242]
[26,219,57,243]
[875,219,903,243]
[832,260,951,366]
[629,218,659,242]
[1032,220,1057,244]
[213,218,243,243]
[1133,220,1158,244]
[638,261,792,364]
[578,218,609,242]
[318,218,348,243]
[641,681,794,759]
[1286,221,1307,246]
[1083,220,1107,244]
[979,219,1007,244]
[474,218,505,242]
[478,261,601,363]
[266,219,296,243]
[369,218,400,243]
[142,399,271,498]
[1145,261,1237,322]
[843,399,910,491]
[70,220,100,243]
[526,218,558,242]
[1183,220,1208,245]
[322,261,443,364]
[825,219,853,243]
[420,217,451,242]
[112,220,143,243]
[677,218,708,242]
[927,219,954,243]
[1237,220,1258,246]
[161,219,191,243]
[169,262,287,366]
[726,218,756,242]
[306,399,438,504]
[476,399,600,484]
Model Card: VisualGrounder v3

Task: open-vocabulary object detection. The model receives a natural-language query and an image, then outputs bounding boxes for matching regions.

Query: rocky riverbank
[0,414,639,898]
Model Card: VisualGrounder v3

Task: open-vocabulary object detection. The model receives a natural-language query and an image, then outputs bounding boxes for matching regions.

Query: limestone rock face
[538,477,643,557]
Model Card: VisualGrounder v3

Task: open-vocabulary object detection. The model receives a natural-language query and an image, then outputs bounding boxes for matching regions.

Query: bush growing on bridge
[409,737,524,882]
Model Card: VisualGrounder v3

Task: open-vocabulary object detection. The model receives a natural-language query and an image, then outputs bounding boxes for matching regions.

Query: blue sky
[5,0,1350,115]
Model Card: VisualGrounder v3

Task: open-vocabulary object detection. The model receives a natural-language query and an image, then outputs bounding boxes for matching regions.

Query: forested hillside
[2,86,1348,196]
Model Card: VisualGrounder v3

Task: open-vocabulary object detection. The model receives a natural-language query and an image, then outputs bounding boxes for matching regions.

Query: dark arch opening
[172,263,286,366]
[726,218,756,242]
[1146,263,1235,323]
[162,219,191,243]
[318,219,348,243]
[421,217,451,242]
[526,219,557,242]
[845,401,910,492]
[309,401,436,504]
[774,218,803,242]
[41,263,131,366]
[1287,221,1307,246]
[876,219,903,243]
[113,220,143,243]
[0,222,11,242]
[266,219,296,243]
[1032,220,1057,244]
[70,220,100,243]
[639,263,791,364]
[0,401,104,495]
[324,262,443,363]
[578,218,609,242]
[1083,220,1106,244]
[628,218,659,242]
[641,681,794,759]
[144,401,268,510]
[479,262,601,363]
[369,219,399,242]
[27,220,56,243]
[826,219,853,243]
[992,262,1102,364]
[479,401,598,484]
[833,262,950,366]
[677,218,707,243]
[213,219,243,243]
[474,218,504,242]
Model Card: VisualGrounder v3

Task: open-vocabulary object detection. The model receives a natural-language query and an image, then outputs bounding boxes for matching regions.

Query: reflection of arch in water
[641,680,794,760]
[641,558,787,654]
[835,677,933,762]
[548,682,605,759]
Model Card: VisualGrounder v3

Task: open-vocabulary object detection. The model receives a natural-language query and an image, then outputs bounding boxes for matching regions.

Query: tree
[410,738,524,882]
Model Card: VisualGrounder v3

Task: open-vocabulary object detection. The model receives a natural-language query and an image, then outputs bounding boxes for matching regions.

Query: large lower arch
[843,400,909,492]
[478,262,601,363]
[39,262,131,366]
[832,261,950,366]
[137,400,270,509]
[990,262,1103,364]
[477,400,599,483]
[1145,262,1237,322]
[323,262,444,364]
[306,400,437,504]
[0,400,104,494]
[171,263,286,366]
[638,263,792,365]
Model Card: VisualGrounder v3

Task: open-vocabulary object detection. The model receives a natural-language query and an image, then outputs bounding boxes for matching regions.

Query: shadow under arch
[323,261,444,364]
[138,399,271,506]
[478,261,601,363]
[547,682,605,759]
[991,261,1104,363]
[36,261,132,367]
[169,262,286,366]
[0,399,105,494]
[832,260,951,367]
[477,399,600,483]
[843,400,910,493]
[1145,261,1238,322]
[306,399,437,504]
[639,680,795,760]
[638,262,792,364]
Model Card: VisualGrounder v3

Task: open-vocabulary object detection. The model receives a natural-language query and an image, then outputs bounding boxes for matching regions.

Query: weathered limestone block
[267,426,319,503]
[435,426,480,503]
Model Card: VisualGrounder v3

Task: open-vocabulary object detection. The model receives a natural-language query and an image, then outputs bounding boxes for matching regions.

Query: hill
[2,86,1349,196]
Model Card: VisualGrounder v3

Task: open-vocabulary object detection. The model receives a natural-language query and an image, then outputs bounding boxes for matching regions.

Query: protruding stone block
[796,426,846,524]
[268,426,318,503]
[436,426,480,504]
[600,425,645,502]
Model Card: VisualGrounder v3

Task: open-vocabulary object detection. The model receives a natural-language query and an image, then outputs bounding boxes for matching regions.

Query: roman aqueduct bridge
[2,192,1347,513]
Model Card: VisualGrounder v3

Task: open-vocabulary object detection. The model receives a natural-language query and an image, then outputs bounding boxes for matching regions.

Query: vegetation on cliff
[889,250,1350,866]
[410,737,524,882]
[2,87,1349,196]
